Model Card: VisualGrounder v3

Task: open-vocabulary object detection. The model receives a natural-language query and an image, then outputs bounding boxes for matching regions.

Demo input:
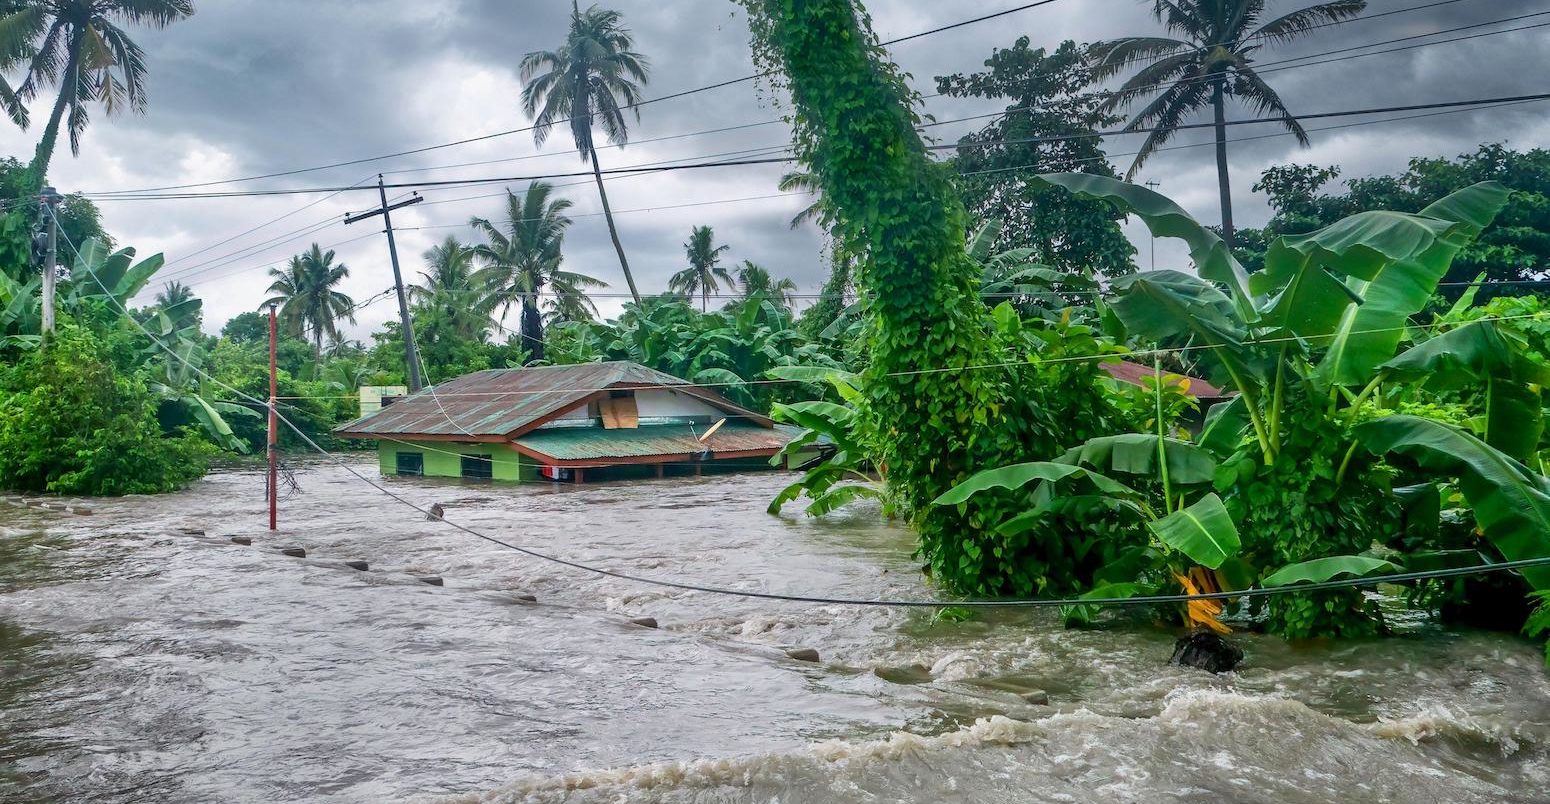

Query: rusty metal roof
[513,422,800,463]
[334,361,772,439]
[1100,360,1227,398]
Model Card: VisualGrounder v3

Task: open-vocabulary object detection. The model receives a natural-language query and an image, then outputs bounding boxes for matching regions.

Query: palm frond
[1251,0,1365,45]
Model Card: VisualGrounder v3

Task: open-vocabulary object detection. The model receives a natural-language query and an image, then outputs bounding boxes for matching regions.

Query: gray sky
[5,0,1546,336]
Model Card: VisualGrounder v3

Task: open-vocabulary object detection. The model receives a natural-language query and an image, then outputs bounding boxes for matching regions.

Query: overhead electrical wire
[50,203,1550,612]
[108,4,1546,285]
[88,0,1522,201]
[85,0,1071,198]
[86,85,1550,204]
[161,94,1544,290]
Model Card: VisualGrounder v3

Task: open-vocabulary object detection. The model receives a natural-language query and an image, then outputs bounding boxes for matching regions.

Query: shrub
[0,323,211,495]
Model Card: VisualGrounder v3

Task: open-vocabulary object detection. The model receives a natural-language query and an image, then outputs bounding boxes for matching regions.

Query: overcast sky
[5,0,1546,337]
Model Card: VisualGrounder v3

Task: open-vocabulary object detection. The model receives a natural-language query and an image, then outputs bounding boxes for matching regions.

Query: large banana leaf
[1196,396,1250,457]
[1261,555,1401,587]
[967,219,1001,262]
[1381,321,1550,462]
[1055,433,1217,485]
[802,483,882,516]
[1311,182,1509,388]
[1381,320,1550,388]
[1145,492,1240,569]
[771,400,862,457]
[68,238,166,305]
[1356,415,1550,590]
[0,270,39,334]
[933,461,1138,506]
[1108,271,1255,390]
[1031,173,1254,317]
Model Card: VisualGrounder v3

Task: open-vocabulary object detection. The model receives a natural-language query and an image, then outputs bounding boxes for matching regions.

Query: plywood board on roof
[599,395,639,429]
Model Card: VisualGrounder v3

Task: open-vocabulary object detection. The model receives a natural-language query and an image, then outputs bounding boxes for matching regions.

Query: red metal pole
[268,303,278,531]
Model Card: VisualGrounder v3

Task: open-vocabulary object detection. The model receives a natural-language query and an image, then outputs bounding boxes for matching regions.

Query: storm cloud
[2,0,1543,333]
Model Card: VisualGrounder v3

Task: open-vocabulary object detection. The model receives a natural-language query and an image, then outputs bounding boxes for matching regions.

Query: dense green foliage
[1236,145,1550,298]
[0,322,210,494]
[549,293,839,412]
[742,0,1138,598]
[934,38,1134,277]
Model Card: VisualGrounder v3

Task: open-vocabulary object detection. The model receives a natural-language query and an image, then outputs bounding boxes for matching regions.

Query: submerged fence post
[268,302,278,531]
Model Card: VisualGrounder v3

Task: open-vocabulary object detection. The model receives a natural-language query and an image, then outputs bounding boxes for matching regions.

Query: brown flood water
[1,457,1548,802]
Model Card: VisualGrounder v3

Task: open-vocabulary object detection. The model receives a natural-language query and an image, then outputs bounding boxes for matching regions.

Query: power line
[1090,9,1550,116]
[84,85,1550,203]
[163,95,1544,290]
[51,200,1550,612]
[85,1,1071,198]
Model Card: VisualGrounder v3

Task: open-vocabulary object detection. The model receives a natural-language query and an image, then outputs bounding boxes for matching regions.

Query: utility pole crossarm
[345,176,425,392]
[343,193,423,224]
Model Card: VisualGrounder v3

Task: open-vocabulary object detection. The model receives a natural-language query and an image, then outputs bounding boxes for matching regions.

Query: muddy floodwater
[2,459,1549,802]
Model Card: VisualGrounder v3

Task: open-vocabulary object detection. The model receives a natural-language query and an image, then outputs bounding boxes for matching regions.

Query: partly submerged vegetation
[1,0,1549,663]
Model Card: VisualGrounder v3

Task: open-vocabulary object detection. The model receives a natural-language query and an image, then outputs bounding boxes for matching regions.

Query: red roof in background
[1100,360,1227,398]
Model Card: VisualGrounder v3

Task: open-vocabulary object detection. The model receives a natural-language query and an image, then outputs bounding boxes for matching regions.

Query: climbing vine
[740,0,1119,596]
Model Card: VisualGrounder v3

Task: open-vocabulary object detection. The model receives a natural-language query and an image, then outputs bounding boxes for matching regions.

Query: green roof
[513,422,799,463]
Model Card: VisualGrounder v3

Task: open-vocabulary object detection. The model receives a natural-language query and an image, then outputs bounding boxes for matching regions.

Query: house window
[396,451,424,476]
[461,454,493,480]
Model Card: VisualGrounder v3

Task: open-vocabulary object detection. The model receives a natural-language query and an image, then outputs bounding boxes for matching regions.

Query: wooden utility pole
[38,186,61,334]
[268,302,279,531]
[344,176,424,392]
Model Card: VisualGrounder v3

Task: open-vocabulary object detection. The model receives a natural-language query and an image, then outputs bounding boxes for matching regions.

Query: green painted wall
[378,441,528,482]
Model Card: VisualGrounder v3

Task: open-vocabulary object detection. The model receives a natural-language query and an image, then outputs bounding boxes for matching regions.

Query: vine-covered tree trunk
[742,0,1026,595]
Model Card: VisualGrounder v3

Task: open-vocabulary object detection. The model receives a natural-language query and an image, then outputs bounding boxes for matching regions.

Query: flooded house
[334,362,803,483]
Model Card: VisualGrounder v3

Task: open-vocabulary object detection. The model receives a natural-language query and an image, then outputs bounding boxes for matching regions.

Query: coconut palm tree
[0,0,195,187]
[736,260,798,309]
[778,170,829,231]
[323,331,363,360]
[410,236,492,343]
[1090,0,1365,245]
[470,181,604,363]
[520,3,649,305]
[262,243,354,358]
[153,279,191,308]
[152,279,198,330]
[670,225,733,312]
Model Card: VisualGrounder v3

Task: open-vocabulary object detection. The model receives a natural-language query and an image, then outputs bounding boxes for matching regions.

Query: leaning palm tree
[669,225,733,313]
[0,0,195,187]
[411,236,492,342]
[261,243,354,358]
[520,3,649,304]
[736,260,798,309]
[1090,0,1365,245]
[470,181,604,363]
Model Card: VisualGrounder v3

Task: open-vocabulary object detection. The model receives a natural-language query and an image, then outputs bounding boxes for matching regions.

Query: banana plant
[0,269,40,350]
[61,237,166,309]
[1031,173,1511,467]
[765,365,884,516]
[140,308,255,454]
